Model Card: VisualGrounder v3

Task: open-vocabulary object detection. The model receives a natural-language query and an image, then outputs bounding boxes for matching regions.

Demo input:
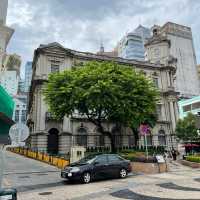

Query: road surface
[2,151,200,200]
[3,151,62,192]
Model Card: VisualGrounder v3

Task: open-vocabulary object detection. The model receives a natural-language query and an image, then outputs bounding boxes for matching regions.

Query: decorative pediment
[39,42,73,57]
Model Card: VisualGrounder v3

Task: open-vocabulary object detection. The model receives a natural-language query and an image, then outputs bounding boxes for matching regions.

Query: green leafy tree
[43,61,158,152]
[176,112,198,142]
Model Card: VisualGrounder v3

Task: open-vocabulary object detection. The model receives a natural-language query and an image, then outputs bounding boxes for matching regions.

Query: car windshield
[77,154,98,164]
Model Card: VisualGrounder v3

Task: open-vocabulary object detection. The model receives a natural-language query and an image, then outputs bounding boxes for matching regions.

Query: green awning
[0,85,14,118]
[0,85,15,143]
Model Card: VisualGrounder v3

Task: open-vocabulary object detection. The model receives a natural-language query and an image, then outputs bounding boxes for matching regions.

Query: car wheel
[119,168,127,178]
[82,172,91,184]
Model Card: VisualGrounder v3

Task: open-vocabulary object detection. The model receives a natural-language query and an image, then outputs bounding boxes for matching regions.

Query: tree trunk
[132,128,139,147]
[108,134,117,153]
[87,119,117,153]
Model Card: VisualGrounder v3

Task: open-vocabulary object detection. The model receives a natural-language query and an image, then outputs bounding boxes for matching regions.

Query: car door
[107,155,123,177]
[93,155,110,180]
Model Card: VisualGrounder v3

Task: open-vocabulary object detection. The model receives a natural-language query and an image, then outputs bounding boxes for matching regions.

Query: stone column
[37,134,48,152]
[174,101,179,121]
[167,71,171,87]
[169,101,176,131]
[59,134,72,154]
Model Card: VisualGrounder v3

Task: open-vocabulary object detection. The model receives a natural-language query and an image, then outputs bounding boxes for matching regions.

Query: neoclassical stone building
[27,42,179,154]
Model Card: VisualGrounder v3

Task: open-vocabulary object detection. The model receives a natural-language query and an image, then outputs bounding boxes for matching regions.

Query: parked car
[61,154,132,183]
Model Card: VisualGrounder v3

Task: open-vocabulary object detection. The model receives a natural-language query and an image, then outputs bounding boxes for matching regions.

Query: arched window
[48,128,59,155]
[76,128,87,147]
[112,127,122,148]
[158,129,166,146]
[146,134,152,146]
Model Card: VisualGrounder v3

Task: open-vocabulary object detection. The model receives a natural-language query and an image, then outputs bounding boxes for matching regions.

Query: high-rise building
[145,22,200,98]
[12,97,27,124]
[0,0,8,25]
[18,79,25,93]
[24,61,32,92]
[0,0,14,70]
[117,25,151,60]
[0,54,21,96]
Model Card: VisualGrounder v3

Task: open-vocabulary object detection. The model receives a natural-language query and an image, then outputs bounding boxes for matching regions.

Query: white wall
[168,34,200,96]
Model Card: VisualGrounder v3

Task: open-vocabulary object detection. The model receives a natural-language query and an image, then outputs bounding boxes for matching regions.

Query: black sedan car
[61,154,132,183]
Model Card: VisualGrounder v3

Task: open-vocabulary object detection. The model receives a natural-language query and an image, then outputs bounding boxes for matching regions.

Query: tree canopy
[176,112,198,142]
[43,61,159,151]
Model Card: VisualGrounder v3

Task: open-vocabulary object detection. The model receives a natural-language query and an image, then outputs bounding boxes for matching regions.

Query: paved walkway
[18,160,200,200]
[3,152,200,200]
[2,151,61,192]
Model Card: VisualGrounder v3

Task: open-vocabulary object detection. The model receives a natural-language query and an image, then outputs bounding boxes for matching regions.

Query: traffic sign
[9,123,29,146]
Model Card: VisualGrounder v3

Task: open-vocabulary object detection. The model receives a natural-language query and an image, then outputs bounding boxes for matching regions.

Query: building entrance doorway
[47,128,59,155]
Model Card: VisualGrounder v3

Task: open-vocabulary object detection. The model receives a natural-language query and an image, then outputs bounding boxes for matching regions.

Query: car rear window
[108,155,123,162]
[95,155,108,164]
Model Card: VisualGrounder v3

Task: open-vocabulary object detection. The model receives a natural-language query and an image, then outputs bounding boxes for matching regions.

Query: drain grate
[36,173,48,176]
[18,176,30,179]
[39,192,53,196]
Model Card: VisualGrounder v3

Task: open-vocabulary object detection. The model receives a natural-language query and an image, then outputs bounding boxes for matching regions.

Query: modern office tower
[24,62,33,92]
[117,25,151,60]
[145,22,200,98]
[178,96,200,119]
[12,97,27,124]
[18,79,25,93]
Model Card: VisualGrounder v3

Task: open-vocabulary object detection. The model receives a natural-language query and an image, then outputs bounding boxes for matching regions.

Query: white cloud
[5,0,200,78]
[7,0,34,27]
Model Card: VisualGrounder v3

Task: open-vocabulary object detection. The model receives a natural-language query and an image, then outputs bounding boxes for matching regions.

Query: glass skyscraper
[24,61,33,92]
[117,25,151,60]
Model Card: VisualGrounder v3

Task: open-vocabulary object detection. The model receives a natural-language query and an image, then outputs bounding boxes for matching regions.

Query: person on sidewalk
[171,149,177,161]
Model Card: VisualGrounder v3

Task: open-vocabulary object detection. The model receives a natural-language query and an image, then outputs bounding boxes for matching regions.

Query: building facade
[24,61,33,92]
[198,64,200,78]
[178,96,200,119]
[0,0,8,25]
[145,22,200,98]
[0,0,14,70]
[0,54,21,96]
[27,42,178,155]
[12,97,27,124]
[117,25,151,60]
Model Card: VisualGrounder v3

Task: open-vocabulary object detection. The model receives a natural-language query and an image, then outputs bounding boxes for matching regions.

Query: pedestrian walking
[171,149,177,161]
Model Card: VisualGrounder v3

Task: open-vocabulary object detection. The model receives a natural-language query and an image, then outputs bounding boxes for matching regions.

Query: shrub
[186,156,200,163]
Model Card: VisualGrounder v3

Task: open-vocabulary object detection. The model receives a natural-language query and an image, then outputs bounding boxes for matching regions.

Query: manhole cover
[39,192,53,196]
[19,176,30,178]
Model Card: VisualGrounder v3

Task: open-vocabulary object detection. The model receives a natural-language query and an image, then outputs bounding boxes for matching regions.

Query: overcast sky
[6,0,200,78]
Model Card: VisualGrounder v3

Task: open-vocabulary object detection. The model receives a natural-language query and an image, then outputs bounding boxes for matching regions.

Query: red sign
[139,124,150,136]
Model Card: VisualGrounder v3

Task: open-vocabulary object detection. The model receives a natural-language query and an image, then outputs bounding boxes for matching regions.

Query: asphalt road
[2,151,64,192]
[2,151,200,200]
